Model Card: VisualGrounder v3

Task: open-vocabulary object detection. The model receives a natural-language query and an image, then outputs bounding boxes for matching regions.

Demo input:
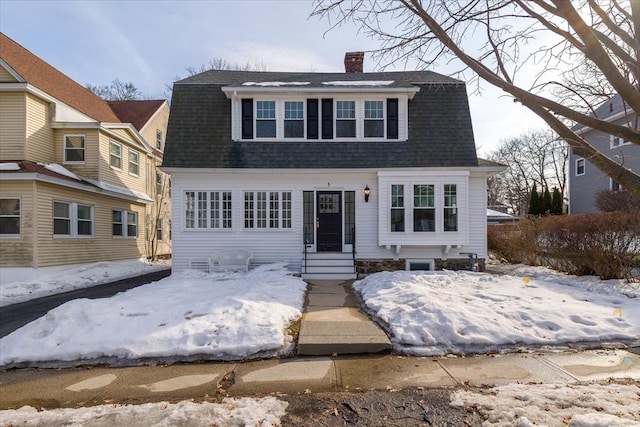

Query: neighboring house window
[610,134,630,148]
[112,210,137,237]
[364,101,384,137]
[575,158,585,176]
[256,101,276,138]
[157,218,163,241]
[444,184,458,232]
[127,212,138,237]
[0,198,20,236]
[244,191,292,229]
[156,171,163,196]
[390,184,405,232]
[109,141,122,170]
[128,150,139,176]
[156,129,163,149]
[611,179,622,192]
[413,184,435,232]
[284,101,304,138]
[335,100,356,137]
[64,135,85,163]
[53,201,93,237]
[184,191,232,229]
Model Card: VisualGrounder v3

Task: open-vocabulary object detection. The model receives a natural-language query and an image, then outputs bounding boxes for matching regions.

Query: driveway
[0,269,170,338]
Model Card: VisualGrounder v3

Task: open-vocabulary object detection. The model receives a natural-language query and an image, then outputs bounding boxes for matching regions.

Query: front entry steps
[298,280,392,356]
[301,252,357,280]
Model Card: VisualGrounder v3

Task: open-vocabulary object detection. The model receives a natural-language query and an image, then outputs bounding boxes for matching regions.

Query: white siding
[170,168,490,272]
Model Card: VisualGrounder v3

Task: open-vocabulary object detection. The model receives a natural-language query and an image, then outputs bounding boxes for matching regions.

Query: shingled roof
[164,69,478,169]
[0,33,120,123]
[108,100,165,131]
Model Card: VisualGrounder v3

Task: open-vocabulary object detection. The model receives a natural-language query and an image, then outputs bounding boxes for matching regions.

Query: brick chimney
[344,51,364,73]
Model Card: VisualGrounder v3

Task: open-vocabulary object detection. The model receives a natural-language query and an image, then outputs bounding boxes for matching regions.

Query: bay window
[444,184,458,231]
[413,184,435,232]
[391,184,405,232]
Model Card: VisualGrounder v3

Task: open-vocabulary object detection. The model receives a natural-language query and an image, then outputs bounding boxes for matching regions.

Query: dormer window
[336,101,356,138]
[364,101,384,137]
[256,101,276,138]
[284,101,304,138]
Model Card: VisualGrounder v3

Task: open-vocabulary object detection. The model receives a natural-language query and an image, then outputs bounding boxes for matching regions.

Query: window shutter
[387,98,399,139]
[321,98,333,139]
[241,99,253,139]
[307,99,319,139]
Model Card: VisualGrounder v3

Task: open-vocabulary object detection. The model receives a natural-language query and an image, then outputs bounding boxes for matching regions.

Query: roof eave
[221,86,421,99]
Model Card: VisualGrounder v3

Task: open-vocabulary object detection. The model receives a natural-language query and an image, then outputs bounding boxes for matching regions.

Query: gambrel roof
[164,70,479,169]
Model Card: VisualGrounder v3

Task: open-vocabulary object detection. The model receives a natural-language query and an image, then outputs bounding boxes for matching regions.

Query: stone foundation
[356,258,486,277]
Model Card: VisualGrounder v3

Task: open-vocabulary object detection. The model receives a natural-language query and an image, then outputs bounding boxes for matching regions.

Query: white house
[163,52,504,279]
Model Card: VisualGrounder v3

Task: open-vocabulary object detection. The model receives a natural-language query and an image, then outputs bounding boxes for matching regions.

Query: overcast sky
[1,0,545,155]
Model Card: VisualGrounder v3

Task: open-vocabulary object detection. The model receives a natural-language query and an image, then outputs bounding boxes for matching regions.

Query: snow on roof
[82,177,153,202]
[321,81,394,86]
[241,82,311,87]
[487,209,516,218]
[40,163,81,180]
[0,163,20,171]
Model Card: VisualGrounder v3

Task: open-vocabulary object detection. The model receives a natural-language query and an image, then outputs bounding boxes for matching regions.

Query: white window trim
[112,209,138,238]
[157,218,163,241]
[243,190,293,230]
[156,129,163,149]
[363,99,386,139]
[184,190,233,230]
[0,197,20,238]
[284,100,306,139]
[128,150,140,177]
[610,178,623,191]
[63,134,86,164]
[255,100,277,139]
[53,201,94,238]
[610,134,631,149]
[109,140,123,171]
[575,158,585,176]
[335,100,357,139]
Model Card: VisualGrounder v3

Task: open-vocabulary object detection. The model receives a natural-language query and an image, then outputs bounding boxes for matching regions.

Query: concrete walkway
[1,350,638,410]
[297,280,392,356]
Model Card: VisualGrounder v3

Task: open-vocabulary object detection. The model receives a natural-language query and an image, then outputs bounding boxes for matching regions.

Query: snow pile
[321,80,394,86]
[40,163,80,180]
[1,259,170,307]
[354,270,639,355]
[450,383,640,426]
[0,264,307,366]
[242,81,310,86]
[0,397,288,426]
[0,162,20,171]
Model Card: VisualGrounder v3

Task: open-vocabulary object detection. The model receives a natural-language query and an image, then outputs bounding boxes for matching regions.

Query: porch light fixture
[364,185,371,202]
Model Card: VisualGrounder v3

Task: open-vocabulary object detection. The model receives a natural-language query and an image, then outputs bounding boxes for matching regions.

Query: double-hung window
[413,184,435,232]
[156,171,163,196]
[64,135,85,163]
[128,150,139,176]
[184,191,232,229]
[0,198,20,236]
[54,201,93,237]
[364,101,384,137]
[576,158,585,176]
[443,184,458,231]
[157,218,163,241]
[284,101,304,138]
[109,141,122,169]
[390,185,405,232]
[610,134,630,148]
[256,101,276,138]
[336,101,356,137]
[244,191,292,229]
[112,210,137,237]
[156,129,163,149]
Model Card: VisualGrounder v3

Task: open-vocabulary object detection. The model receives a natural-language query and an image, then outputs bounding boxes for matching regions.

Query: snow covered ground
[451,382,640,426]
[1,259,170,307]
[0,396,288,427]
[354,265,640,355]
[0,264,307,367]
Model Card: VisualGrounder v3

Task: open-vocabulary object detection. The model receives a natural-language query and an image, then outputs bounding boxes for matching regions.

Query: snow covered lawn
[354,267,640,355]
[1,259,170,307]
[450,382,640,426]
[0,264,307,367]
[0,397,288,427]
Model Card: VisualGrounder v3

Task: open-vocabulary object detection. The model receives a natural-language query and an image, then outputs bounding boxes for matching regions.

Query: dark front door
[317,191,342,252]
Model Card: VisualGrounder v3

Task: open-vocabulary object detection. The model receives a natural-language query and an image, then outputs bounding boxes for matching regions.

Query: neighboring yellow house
[0,33,170,284]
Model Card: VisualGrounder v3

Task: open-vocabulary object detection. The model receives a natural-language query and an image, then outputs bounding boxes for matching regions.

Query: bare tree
[487,128,567,215]
[313,0,640,198]
[87,79,144,101]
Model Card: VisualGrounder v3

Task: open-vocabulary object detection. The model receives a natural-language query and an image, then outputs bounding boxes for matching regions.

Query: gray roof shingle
[163,70,478,169]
